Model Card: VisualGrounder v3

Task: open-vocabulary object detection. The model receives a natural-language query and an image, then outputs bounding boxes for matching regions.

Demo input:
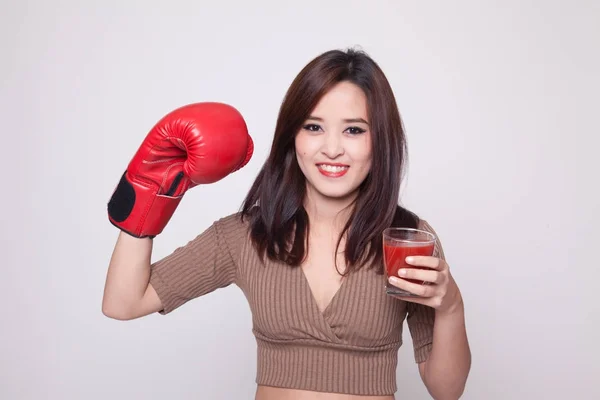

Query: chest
[238,246,408,348]
[300,235,346,313]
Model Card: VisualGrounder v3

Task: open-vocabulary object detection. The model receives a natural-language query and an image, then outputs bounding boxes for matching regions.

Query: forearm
[102,232,154,319]
[424,299,471,399]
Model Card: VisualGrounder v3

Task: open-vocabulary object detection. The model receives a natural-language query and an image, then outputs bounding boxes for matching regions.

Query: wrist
[436,290,464,317]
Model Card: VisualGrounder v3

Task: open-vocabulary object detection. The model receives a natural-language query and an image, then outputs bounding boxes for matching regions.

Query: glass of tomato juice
[382,228,436,297]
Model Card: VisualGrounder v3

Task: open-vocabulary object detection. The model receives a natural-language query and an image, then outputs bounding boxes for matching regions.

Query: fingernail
[398,269,407,277]
[405,256,414,263]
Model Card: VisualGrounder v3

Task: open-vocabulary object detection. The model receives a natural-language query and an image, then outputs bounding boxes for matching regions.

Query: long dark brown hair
[241,48,419,274]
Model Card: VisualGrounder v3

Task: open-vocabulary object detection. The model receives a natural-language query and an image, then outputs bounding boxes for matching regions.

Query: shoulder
[417,218,446,260]
[214,211,249,230]
[417,218,435,234]
[213,211,251,242]
[211,211,252,259]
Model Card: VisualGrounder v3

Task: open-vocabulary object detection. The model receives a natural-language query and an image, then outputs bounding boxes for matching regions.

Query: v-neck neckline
[297,264,351,317]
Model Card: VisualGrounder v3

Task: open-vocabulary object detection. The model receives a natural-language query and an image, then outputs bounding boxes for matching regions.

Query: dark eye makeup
[301,124,366,135]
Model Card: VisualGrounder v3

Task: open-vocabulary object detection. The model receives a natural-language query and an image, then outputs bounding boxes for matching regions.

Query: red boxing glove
[107,102,254,238]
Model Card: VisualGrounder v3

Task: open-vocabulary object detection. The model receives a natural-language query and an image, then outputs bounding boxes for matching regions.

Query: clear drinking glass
[382,228,436,297]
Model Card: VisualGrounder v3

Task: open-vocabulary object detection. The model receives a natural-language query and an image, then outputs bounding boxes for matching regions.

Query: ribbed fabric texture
[149,213,441,396]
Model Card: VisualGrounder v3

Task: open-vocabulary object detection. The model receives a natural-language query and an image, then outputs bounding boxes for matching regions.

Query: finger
[393,294,429,306]
[398,268,440,284]
[394,294,442,309]
[405,256,443,270]
[389,276,435,298]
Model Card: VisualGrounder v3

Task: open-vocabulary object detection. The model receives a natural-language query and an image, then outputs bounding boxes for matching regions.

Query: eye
[302,124,322,132]
[345,126,366,135]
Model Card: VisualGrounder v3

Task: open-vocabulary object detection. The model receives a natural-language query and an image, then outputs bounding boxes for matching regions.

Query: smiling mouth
[316,163,349,177]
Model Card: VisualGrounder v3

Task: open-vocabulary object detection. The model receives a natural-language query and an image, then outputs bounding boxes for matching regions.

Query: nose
[321,131,344,159]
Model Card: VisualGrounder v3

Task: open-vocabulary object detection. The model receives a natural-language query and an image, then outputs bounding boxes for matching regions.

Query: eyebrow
[307,116,370,125]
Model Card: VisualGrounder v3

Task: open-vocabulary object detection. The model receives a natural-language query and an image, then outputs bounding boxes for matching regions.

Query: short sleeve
[406,219,446,363]
[148,213,246,315]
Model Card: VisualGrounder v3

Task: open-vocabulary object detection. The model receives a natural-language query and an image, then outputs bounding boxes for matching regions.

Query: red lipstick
[316,163,349,178]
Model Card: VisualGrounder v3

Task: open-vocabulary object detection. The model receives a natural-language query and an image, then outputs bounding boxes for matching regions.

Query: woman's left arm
[389,257,471,399]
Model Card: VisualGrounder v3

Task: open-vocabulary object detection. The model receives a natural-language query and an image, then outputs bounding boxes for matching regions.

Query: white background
[2,1,599,399]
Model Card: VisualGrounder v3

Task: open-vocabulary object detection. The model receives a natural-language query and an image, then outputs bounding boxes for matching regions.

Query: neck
[303,187,357,233]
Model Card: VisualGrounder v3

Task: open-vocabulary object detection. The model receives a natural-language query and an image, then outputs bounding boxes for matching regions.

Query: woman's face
[295,81,373,204]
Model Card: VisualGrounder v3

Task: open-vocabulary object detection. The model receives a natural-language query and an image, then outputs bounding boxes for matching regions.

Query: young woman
[102,48,471,399]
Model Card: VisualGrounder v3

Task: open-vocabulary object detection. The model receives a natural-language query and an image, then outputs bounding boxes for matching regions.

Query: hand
[107,102,254,238]
[388,256,463,315]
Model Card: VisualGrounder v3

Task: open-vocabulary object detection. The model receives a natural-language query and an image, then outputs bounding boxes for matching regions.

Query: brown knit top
[149,212,443,396]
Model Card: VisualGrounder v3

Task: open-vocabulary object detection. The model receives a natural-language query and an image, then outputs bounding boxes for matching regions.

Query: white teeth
[318,164,348,173]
